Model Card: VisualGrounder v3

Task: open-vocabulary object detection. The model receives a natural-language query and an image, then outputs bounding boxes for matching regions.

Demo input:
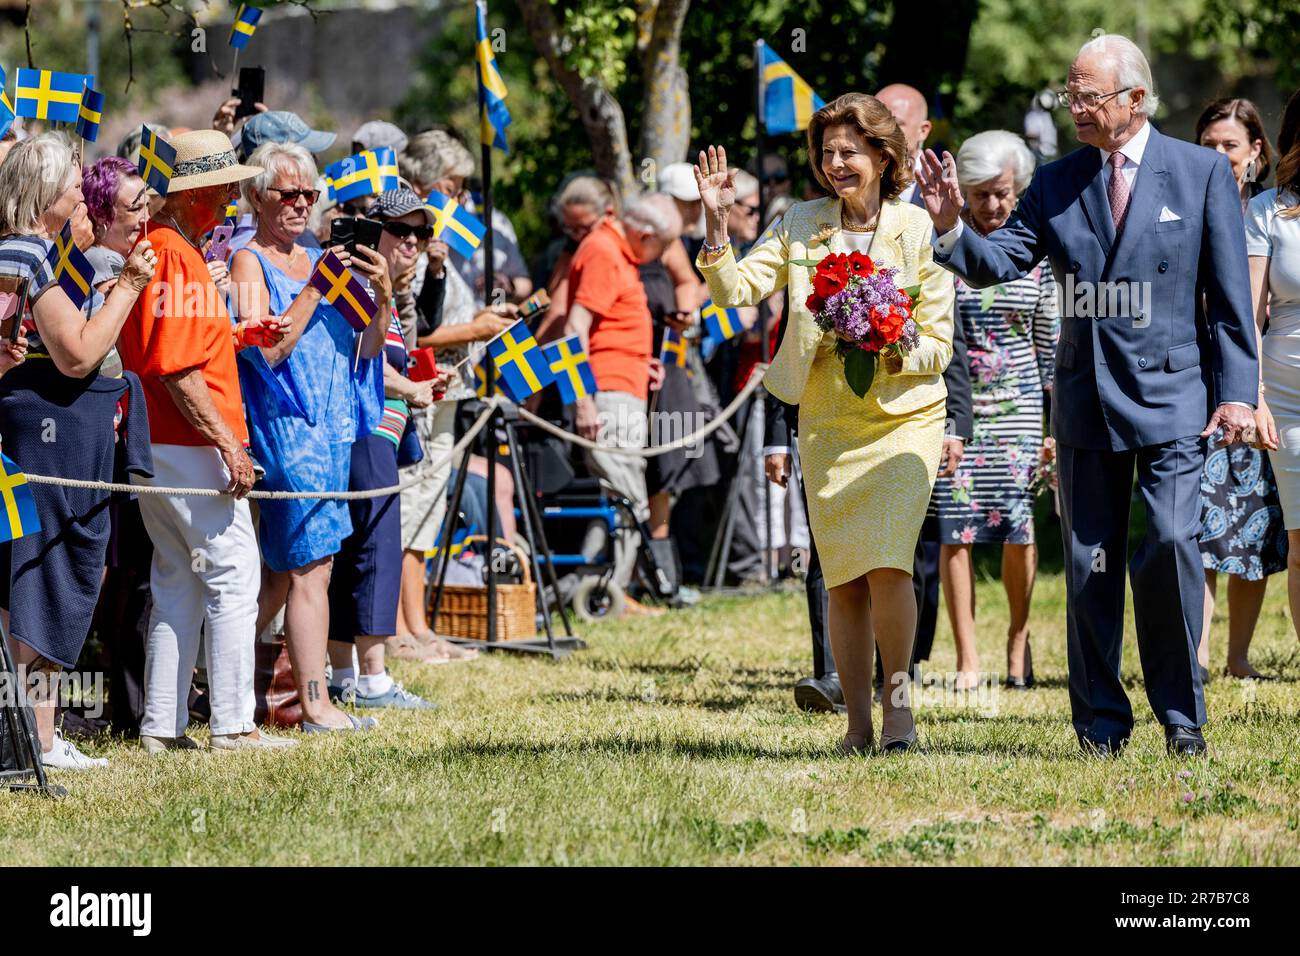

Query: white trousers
[137,444,260,737]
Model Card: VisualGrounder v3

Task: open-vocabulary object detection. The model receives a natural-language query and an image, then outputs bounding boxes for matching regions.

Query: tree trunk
[637,0,692,188]
[516,0,638,202]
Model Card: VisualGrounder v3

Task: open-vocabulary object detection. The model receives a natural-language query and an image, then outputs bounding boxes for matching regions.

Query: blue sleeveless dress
[237,247,383,571]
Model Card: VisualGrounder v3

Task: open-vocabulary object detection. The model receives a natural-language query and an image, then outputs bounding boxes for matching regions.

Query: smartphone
[519,288,551,319]
[234,67,265,119]
[352,217,383,252]
[329,216,356,255]
[206,224,234,263]
[0,275,30,345]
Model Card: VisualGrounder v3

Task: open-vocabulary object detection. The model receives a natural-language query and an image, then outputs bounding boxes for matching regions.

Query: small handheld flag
[486,320,554,403]
[229,4,263,49]
[14,68,90,124]
[309,250,378,331]
[475,0,512,152]
[0,66,15,140]
[543,335,597,405]
[660,327,688,369]
[75,83,104,143]
[224,201,239,221]
[0,452,41,544]
[46,220,94,310]
[701,300,743,342]
[323,148,399,204]
[137,125,176,196]
[424,191,487,259]
[757,41,826,135]
[473,353,500,398]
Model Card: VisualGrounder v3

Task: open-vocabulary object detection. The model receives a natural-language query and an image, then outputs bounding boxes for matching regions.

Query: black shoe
[1165,725,1208,757]
[1078,734,1128,758]
[794,674,846,714]
[1006,642,1035,689]
[1198,665,1211,685]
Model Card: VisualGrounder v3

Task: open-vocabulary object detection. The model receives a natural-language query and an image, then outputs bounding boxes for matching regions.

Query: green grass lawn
[2,568,1298,866]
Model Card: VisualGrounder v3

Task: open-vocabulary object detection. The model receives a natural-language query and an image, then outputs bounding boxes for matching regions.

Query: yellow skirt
[798,346,946,589]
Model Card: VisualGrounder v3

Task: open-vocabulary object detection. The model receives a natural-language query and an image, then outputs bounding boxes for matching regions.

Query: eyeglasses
[736,201,760,216]
[267,187,321,206]
[340,200,371,216]
[1056,87,1133,110]
[383,221,434,242]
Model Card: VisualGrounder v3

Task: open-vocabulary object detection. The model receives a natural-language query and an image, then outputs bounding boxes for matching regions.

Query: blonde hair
[0,133,78,237]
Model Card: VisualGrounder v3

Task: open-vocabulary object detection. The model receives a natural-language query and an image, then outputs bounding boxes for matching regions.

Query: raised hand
[916,148,964,235]
[693,145,737,218]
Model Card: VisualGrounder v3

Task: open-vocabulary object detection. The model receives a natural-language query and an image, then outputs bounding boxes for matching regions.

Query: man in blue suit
[917,34,1258,757]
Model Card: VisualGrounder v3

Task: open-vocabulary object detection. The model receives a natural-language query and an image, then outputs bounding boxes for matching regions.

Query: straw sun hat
[166,129,264,191]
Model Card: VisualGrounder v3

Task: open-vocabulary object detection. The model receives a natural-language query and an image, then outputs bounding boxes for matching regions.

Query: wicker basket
[432,536,537,641]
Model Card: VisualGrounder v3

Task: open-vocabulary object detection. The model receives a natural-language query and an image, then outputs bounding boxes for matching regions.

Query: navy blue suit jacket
[934,126,1257,451]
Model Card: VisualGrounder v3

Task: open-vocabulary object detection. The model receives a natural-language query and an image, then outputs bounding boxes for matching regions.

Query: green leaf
[843,349,876,399]
[903,285,921,300]
[789,258,822,267]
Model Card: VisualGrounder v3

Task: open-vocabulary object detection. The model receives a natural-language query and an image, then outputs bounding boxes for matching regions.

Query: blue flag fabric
[485,320,554,403]
[543,335,597,405]
[0,452,42,544]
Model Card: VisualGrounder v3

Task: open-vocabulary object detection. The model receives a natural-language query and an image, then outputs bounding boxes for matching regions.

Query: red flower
[874,304,909,345]
[805,291,824,313]
[846,252,875,277]
[812,253,850,301]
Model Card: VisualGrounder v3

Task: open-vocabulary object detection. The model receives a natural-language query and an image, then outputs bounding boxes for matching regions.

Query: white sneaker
[41,731,109,770]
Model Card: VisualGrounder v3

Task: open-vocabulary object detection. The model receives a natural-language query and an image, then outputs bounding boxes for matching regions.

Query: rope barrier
[22,401,501,500]
[17,363,769,495]
[515,364,768,458]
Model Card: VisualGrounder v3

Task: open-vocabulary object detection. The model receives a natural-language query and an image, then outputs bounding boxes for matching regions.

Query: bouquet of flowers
[791,250,920,398]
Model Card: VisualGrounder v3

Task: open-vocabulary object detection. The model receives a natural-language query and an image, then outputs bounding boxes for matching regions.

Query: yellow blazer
[697,196,956,412]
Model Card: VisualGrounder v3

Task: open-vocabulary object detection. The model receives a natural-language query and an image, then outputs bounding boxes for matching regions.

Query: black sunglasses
[383,221,434,241]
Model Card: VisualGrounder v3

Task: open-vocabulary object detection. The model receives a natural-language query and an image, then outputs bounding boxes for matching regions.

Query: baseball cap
[658,162,701,202]
[237,110,336,160]
[352,120,409,157]
[366,188,435,224]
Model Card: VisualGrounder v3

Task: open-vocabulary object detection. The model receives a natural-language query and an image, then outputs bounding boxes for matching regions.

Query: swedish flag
[324,148,400,204]
[486,320,554,403]
[543,335,597,405]
[229,4,263,50]
[701,300,743,342]
[474,353,501,398]
[0,453,41,544]
[660,327,688,369]
[225,201,239,221]
[137,125,176,196]
[0,65,15,140]
[15,68,90,124]
[757,41,825,135]
[475,0,511,152]
[425,191,487,259]
[76,84,104,143]
[46,220,94,310]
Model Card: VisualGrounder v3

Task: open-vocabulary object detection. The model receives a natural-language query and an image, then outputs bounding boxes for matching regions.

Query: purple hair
[82,156,141,234]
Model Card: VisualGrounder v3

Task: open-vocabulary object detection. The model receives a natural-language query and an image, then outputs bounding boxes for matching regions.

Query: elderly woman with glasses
[229,141,391,732]
[0,133,156,768]
[928,130,1059,691]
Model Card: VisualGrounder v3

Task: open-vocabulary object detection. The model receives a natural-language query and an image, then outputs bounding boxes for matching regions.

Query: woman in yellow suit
[695,93,955,754]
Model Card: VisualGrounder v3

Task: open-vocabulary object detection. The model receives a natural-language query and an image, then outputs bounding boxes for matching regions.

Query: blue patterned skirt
[1198,444,1288,580]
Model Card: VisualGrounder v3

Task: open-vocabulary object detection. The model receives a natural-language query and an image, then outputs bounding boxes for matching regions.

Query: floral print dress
[931,264,1058,545]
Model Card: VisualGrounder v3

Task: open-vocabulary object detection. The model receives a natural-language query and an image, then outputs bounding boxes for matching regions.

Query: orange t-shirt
[117,226,248,446]
[568,220,652,400]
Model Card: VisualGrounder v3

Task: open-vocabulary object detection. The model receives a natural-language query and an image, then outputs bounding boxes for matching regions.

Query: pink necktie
[1108,150,1130,230]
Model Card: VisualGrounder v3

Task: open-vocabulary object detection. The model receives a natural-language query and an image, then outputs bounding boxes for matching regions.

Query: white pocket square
[1158,206,1182,222]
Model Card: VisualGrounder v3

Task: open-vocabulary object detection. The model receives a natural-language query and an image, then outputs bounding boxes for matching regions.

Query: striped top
[374,307,410,446]
[0,235,106,358]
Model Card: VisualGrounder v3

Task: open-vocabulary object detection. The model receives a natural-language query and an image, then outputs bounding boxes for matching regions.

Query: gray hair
[732,169,759,200]
[555,175,619,217]
[399,130,475,189]
[1077,34,1159,117]
[244,142,319,208]
[0,133,78,237]
[956,130,1036,193]
[622,191,683,239]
